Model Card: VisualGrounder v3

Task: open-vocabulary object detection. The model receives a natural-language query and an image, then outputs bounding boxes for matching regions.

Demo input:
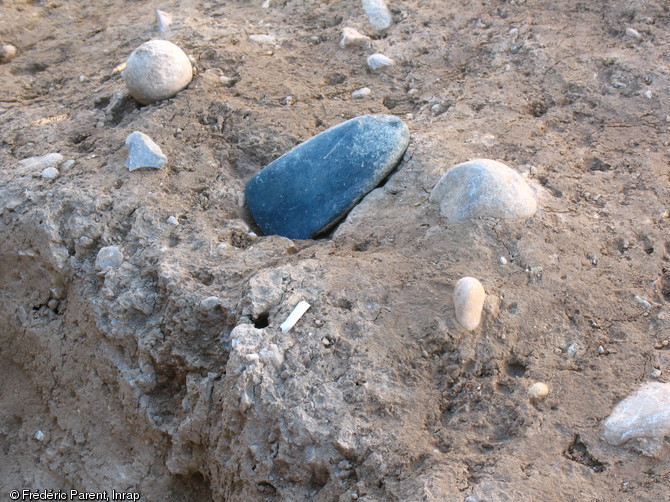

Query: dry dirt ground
[1,0,670,501]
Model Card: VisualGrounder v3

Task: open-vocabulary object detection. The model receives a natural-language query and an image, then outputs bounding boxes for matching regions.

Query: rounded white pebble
[124,40,193,104]
[453,277,486,330]
[95,246,124,270]
[41,167,59,180]
[0,44,17,63]
[528,382,549,401]
[499,256,508,265]
[199,296,220,312]
[167,215,179,225]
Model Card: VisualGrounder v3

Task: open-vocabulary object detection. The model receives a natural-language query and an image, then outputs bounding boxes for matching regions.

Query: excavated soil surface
[1,0,670,500]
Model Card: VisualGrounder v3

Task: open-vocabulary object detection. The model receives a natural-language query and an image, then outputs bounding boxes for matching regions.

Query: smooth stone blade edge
[245,114,410,239]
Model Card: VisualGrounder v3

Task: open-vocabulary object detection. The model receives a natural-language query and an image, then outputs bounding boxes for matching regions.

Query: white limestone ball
[124,40,193,105]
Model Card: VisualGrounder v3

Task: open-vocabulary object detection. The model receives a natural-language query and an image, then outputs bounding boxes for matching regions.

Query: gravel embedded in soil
[1,1,670,501]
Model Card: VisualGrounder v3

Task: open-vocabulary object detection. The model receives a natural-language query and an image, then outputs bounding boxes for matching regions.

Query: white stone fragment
[35,430,45,441]
[219,75,235,87]
[367,53,395,69]
[199,296,220,312]
[124,40,193,104]
[362,0,393,31]
[95,246,124,270]
[644,89,652,99]
[167,215,179,225]
[499,256,508,265]
[634,295,651,309]
[249,34,277,45]
[19,153,64,171]
[453,277,486,331]
[156,10,173,32]
[351,87,372,99]
[430,159,538,221]
[340,27,371,49]
[625,27,642,40]
[603,382,670,447]
[125,131,167,170]
[280,300,311,333]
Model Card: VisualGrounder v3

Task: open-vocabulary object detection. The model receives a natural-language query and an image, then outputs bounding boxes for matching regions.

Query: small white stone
[167,215,179,225]
[79,75,87,82]
[41,167,59,180]
[19,153,64,171]
[0,44,17,63]
[367,53,395,69]
[351,87,372,99]
[322,337,331,347]
[339,27,371,49]
[199,296,220,312]
[156,10,173,32]
[124,40,193,104]
[644,89,652,99]
[528,382,549,401]
[634,295,652,309]
[95,246,124,270]
[219,75,235,87]
[245,353,260,363]
[453,277,486,331]
[125,131,167,170]
[362,0,393,31]
[567,343,580,357]
[35,430,45,441]
[651,369,662,378]
[625,27,642,40]
[61,159,75,171]
[499,256,508,265]
[284,96,295,106]
[598,345,605,354]
[249,34,277,45]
